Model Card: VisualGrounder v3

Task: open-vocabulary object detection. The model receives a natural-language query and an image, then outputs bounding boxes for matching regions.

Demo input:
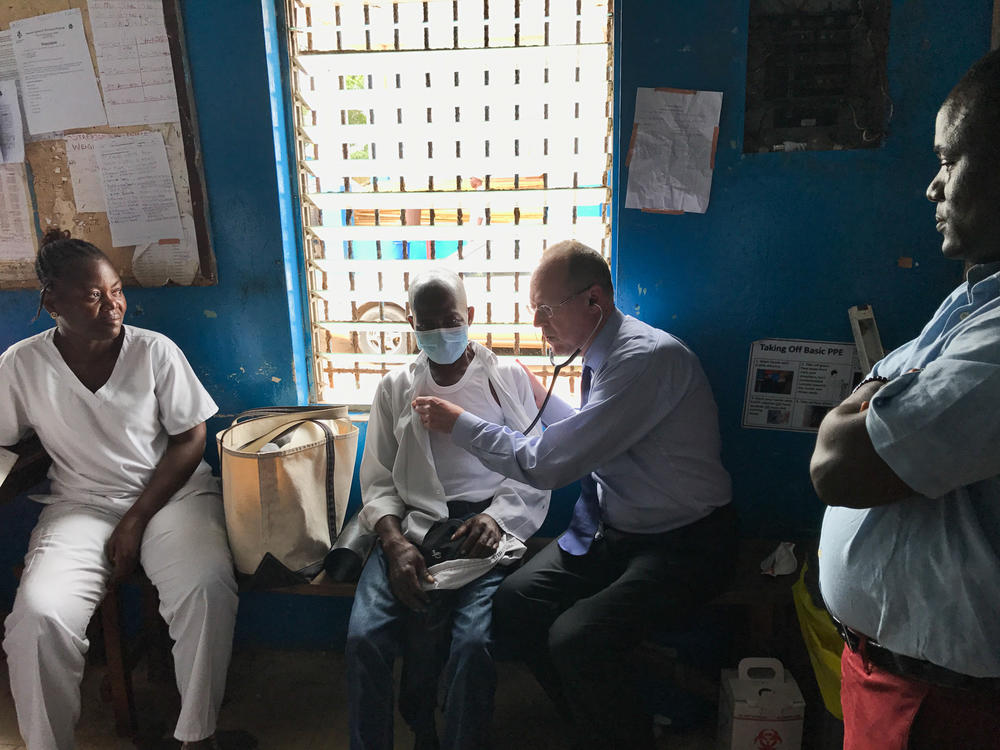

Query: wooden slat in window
[299,44,604,75]
[305,155,606,183]
[367,3,395,50]
[310,221,606,244]
[396,3,423,48]
[296,1,610,52]
[318,352,567,366]
[338,3,367,51]
[306,186,607,211]
[318,321,541,335]
[487,2,516,47]
[426,1,455,50]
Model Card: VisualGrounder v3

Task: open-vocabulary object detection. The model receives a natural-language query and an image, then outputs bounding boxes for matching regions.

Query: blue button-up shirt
[451,308,731,534]
[820,262,1000,677]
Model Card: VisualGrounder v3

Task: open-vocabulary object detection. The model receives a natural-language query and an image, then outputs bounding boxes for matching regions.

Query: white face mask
[415,324,469,364]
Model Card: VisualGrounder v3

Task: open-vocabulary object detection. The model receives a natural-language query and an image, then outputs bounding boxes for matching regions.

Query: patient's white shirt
[359,342,550,545]
[422,355,506,506]
[0,325,219,511]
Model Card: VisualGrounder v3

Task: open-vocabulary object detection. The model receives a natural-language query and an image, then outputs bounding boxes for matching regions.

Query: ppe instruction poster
[742,339,863,432]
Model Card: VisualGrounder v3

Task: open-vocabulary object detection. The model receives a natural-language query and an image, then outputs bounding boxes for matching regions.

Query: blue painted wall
[1,0,994,647]
[612,0,994,538]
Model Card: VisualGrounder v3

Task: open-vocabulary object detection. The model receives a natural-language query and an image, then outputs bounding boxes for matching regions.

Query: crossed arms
[809,379,914,508]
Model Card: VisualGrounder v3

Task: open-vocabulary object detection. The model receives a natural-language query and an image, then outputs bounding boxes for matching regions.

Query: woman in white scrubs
[0,229,238,750]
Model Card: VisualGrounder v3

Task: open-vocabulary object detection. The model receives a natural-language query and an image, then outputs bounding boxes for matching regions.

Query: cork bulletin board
[0,0,215,289]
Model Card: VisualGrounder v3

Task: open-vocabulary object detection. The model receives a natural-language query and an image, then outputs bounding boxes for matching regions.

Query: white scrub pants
[3,492,238,750]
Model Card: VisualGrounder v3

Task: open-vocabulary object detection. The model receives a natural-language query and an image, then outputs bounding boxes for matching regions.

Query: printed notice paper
[742,339,863,433]
[0,33,23,164]
[0,31,17,81]
[0,163,35,261]
[0,80,25,163]
[95,131,182,248]
[65,133,113,212]
[11,9,107,135]
[624,87,722,214]
[88,0,180,127]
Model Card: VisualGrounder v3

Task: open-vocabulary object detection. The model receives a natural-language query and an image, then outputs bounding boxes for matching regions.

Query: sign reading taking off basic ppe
[742,339,863,433]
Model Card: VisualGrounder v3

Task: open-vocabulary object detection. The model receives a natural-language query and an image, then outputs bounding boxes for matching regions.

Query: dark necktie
[558,365,600,555]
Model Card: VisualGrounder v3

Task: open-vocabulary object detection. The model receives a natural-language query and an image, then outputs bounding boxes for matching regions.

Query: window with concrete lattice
[284,0,614,405]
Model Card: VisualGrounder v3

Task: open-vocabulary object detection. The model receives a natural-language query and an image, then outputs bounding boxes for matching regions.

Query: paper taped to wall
[0,163,34,260]
[0,79,24,163]
[625,87,723,214]
[65,133,113,212]
[88,0,181,127]
[95,131,182,248]
[132,212,199,286]
[0,31,16,80]
[11,9,107,135]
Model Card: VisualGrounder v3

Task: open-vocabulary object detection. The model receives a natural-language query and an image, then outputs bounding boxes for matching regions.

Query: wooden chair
[99,571,174,737]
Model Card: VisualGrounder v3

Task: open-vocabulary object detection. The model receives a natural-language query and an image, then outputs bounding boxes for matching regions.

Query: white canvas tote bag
[217,406,359,577]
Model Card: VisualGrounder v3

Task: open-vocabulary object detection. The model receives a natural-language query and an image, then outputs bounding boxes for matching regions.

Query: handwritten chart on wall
[0,0,215,289]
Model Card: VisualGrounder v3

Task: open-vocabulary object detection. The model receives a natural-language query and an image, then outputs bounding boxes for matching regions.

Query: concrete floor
[0,648,718,749]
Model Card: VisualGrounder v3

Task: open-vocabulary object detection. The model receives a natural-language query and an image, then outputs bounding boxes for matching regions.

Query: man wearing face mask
[414,241,734,750]
[345,269,549,750]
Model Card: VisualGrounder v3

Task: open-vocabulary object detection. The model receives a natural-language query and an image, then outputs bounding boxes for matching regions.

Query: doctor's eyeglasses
[528,285,592,320]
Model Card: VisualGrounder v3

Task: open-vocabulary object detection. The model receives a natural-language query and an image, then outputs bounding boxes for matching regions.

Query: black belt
[834,618,1000,695]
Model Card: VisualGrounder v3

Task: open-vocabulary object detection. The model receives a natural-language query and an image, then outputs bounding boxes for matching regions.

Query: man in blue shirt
[414,240,734,749]
[810,49,1000,750]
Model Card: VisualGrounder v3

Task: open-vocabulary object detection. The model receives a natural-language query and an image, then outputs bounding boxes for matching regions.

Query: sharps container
[718,658,804,750]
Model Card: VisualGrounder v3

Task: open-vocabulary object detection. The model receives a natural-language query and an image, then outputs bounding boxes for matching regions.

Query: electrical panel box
[744,0,891,154]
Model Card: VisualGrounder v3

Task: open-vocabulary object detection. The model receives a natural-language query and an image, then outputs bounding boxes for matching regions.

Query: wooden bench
[268,533,802,657]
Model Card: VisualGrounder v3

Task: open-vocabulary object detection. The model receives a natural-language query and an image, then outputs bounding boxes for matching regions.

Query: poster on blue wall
[742,339,862,432]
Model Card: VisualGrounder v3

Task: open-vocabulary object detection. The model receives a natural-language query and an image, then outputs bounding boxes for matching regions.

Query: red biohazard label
[754,728,783,749]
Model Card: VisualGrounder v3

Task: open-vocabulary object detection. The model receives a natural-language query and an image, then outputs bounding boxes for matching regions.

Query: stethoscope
[523,307,604,434]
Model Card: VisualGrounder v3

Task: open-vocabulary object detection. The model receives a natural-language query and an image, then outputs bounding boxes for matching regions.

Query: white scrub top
[0,325,219,511]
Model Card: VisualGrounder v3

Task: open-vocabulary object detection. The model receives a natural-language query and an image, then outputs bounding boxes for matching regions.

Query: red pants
[841,646,1000,750]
